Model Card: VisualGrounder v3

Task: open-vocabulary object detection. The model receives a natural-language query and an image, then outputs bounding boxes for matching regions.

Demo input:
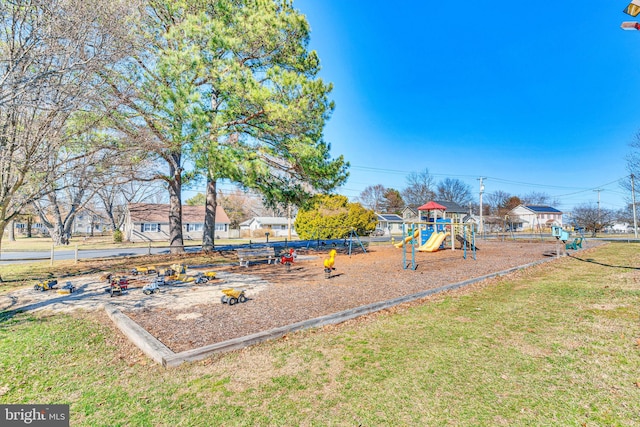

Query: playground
[1,237,600,361]
[124,239,572,353]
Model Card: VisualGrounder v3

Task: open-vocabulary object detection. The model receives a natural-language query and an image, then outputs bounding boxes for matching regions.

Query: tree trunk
[63,217,74,244]
[168,160,184,254]
[26,216,32,238]
[8,220,15,241]
[0,219,6,254]
[202,178,217,251]
[50,225,63,246]
[45,213,75,246]
[106,210,118,231]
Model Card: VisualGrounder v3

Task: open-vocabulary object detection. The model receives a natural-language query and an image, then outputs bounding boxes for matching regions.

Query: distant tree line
[359,167,637,236]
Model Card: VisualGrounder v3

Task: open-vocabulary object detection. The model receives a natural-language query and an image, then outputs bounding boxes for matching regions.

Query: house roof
[127,203,230,224]
[376,213,403,222]
[239,217,291,227]
[523,205,562,214]
[434,200,467,213]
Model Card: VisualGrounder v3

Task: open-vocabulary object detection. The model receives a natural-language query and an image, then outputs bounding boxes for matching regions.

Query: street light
[478,177,486,235]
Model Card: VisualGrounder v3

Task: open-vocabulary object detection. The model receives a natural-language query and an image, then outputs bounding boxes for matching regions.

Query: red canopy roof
[417,201,447,211]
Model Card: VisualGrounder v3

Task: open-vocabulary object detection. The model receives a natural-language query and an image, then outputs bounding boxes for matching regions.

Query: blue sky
[285,0,640,213]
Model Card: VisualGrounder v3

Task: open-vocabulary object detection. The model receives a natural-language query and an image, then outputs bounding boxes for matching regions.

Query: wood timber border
[106,258,552,368]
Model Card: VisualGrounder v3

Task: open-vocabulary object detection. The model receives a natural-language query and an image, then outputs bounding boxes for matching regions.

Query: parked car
[371,228,385,236]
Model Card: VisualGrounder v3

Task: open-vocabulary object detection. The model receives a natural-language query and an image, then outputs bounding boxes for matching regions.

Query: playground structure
[395,200,478,269]
[399,221,477,270]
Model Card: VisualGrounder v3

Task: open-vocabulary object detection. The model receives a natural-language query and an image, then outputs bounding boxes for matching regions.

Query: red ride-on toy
[110,277,129,297]
[280,248,297,272]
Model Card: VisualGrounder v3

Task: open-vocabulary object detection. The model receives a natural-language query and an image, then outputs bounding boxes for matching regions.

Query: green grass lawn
[1,243,640,425]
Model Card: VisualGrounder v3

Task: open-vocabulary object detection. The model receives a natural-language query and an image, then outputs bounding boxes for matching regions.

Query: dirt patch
[3,240,601,354]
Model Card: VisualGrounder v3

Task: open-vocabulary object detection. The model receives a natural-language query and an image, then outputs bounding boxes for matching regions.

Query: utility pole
[478,177,486,235]
[632,174,638,238]
[594,189,602,234]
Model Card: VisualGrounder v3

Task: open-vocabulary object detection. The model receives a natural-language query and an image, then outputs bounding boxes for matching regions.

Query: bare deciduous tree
[572,202,614,237]
[402,169,436,207]
[520,191,559,207]
[33,145,122,245]
[485,190,511,216]
[359,185,387,212]
[436,178,472,206]
[96,172,166,233]
[0,0,136,250]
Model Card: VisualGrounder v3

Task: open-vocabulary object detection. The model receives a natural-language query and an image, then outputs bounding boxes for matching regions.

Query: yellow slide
[418,231,450,252]
[416,231,440,251]
[394,229,419,248]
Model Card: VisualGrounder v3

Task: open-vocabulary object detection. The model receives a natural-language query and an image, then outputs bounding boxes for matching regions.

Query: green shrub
[113,229,123,243]
[295,195,377,239]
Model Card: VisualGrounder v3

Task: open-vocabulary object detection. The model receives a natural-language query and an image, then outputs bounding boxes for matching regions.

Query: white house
[124,203,231,242]
[606,222,634,233]
[375,213,404,235]
[507,205,563,231]
[239,216,296,238]
[72,211,110,235]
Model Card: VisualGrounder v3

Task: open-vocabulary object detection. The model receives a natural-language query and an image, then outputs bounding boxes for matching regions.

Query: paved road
[0,237,386,265]
[0,245,204,265]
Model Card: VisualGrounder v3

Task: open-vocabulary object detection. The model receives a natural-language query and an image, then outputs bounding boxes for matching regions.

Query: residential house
[401,206,419,222]
[11,220,49,236]
[124,203,231,242]
[239,216,296,238]
[434,201,469,222]
[507,205,563,231]
[72,211,110,235]
[375,213,404,235]
[605,222,635,234]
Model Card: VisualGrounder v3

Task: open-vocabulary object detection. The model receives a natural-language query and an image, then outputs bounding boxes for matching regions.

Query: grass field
[1,242,640,425]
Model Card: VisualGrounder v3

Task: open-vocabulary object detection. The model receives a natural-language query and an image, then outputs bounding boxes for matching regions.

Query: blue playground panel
[420,219,451,246]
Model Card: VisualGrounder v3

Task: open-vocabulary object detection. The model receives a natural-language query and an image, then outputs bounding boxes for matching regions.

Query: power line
[350,164,630,196]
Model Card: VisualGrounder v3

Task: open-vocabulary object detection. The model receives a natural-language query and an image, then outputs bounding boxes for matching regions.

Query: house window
[142,223,159,232]
[215,223,227,232]
[186,223,203,232]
